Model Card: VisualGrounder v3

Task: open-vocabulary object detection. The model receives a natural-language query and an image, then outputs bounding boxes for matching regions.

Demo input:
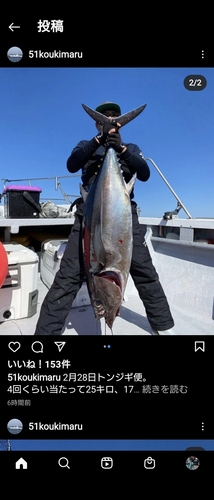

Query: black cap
[95,101,121,115]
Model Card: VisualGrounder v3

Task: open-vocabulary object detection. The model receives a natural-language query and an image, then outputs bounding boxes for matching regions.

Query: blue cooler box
[3,184,42,218]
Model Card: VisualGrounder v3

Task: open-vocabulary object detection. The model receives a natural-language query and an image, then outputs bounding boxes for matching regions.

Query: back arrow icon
[9,23,20,31]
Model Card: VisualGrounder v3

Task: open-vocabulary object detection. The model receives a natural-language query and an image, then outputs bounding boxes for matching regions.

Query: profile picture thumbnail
[7,418,23,435]
[7,47,23,63]
[185,456,200,470]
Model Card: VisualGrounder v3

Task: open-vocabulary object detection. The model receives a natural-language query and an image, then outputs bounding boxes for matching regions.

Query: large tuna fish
[80,103,146,331]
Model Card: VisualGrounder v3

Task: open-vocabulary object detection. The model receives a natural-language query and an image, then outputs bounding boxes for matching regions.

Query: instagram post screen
[0,27,213,473]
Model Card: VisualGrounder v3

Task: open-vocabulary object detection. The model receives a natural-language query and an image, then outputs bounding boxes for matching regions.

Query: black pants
[34,202,174,335]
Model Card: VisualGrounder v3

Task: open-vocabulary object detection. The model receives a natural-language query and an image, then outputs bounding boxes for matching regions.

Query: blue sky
[0,67,213,218]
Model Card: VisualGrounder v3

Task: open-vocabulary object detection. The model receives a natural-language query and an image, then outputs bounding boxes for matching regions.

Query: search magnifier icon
[58,457,70,469]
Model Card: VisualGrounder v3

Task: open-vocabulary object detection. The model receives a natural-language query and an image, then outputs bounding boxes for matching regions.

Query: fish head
[92,272,123,329]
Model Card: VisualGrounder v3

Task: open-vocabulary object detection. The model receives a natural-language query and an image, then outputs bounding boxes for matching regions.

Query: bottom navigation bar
[0,451,212,473]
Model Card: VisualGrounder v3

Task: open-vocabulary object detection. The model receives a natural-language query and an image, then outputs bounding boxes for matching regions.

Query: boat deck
[1,269,213,337]
[0,216,213,336]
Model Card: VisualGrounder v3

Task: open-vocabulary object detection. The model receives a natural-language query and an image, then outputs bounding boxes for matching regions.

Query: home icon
[15,457,28,469]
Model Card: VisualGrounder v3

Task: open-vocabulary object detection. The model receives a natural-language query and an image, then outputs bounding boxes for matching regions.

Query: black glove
[106,132,124,153]
[96,121,115,145]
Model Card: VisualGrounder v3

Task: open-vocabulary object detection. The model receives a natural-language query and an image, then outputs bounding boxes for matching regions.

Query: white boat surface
[0,174,214,336]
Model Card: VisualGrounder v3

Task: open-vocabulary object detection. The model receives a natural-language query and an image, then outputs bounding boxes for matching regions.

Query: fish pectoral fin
[93,224,114,266]
[80,184,88,202]
[125,173,137,195]
[99,242,117,266]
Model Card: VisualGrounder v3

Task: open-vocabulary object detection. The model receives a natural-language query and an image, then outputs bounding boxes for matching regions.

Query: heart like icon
[8,342,21,352]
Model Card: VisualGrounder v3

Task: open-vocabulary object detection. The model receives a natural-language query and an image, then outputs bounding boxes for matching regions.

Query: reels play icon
[101,457,113,469]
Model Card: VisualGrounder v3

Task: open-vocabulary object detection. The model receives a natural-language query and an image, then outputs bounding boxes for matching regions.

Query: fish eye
[94,300,102,307]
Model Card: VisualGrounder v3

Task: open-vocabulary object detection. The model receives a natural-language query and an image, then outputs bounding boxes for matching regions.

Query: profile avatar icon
[7,47,23,63]
[7,418,23,435]
[185,455,200,470]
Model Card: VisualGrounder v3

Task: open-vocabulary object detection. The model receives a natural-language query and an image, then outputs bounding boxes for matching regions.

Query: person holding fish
[34,101,175,335]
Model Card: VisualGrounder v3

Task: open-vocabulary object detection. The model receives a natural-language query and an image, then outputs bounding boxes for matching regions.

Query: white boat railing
[145,158,192,219]
[1,157,193,219]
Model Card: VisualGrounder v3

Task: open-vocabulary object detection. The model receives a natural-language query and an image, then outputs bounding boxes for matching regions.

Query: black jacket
[67,137,150,199]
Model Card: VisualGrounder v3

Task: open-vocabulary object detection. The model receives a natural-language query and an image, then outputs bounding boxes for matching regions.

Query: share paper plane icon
[54,342,66,352]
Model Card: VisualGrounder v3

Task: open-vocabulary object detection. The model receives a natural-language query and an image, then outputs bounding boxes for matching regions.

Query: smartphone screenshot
[0,21,213,475]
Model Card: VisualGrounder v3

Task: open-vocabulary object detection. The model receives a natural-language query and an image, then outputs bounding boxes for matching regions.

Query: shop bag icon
[144,456,156,469]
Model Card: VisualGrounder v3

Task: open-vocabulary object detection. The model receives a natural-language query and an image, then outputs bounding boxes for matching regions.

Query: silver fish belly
[81,147,136,329]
